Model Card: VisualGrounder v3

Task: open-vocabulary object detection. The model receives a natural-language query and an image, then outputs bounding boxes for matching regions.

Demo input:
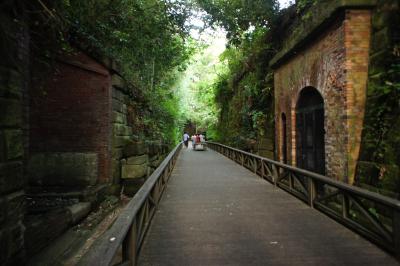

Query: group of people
[183,132,205,148]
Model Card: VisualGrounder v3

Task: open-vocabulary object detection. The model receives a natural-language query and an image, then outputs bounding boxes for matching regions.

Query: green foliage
[204,22,276,146]
[177,41,225,136]
[363,62,400,164]
[54,0,198,88]
[196,0,279,45]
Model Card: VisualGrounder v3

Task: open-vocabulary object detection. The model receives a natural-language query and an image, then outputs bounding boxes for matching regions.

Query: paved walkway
[138,147,398,266]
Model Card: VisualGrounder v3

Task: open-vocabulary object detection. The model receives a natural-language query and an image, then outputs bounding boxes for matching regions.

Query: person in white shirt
[183,132,190,148]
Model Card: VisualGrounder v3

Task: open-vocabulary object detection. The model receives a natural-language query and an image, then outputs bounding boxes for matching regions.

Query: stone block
[4,129,23,160]
[123,141,146,157]
[127,154,148,165]
[150,156,162,168]
[67,202,91,224]
[0,98,22,127]
[121,164,147,179]
[113,124,132,136]
[112,111,126,124]
[28,152,98,187]
[112,98,125,113]
[113,135,131,148]
[111,159,121,183]
[112,87,126,102]
[111,74,125,88]
[0,162,24,195]
[112,147,123,159]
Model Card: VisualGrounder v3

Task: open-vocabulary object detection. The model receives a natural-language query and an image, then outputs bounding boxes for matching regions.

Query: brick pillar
[344,10,372,184]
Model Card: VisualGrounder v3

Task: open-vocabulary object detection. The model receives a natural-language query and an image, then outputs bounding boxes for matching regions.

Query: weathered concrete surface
[138,148,398,266]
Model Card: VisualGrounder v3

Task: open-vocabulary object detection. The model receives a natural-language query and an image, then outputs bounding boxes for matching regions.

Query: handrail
[207,142,400,259]
[79,142,183,266]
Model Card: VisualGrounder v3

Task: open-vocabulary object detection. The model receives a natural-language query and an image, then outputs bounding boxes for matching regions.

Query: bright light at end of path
[278,0,294,9]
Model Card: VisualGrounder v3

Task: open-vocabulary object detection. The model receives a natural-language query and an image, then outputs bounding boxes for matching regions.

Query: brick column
[344,10,372,184]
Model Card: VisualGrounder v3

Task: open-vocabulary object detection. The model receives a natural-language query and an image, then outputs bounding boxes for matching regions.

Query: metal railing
[207,142,400,259]
[79,142,182,266]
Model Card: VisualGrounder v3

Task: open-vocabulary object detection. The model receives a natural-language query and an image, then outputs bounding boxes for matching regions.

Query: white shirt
[183,133,190,141]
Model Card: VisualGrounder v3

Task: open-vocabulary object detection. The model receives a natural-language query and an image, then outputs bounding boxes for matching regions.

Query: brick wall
[29,52,112,187]
[274,10,371,183]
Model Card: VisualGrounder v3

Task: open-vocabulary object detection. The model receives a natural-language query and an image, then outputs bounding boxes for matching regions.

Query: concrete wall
[274,9,371,183]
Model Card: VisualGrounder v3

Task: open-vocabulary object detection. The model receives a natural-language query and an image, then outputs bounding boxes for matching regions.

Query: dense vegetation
[192,0,282,146]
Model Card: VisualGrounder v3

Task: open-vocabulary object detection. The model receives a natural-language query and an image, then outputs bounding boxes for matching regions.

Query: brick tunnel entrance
[295,87,325,175]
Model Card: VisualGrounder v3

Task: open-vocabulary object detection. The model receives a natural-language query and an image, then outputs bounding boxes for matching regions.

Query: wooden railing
[207,142,400,259]
[79,142,182,266]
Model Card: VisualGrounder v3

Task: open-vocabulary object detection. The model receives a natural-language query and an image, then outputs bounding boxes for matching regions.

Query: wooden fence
[208,142,400,259]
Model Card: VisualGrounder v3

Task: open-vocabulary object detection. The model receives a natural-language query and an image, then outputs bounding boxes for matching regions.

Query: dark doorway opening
[296,87,325,175]
[281,113,287,164]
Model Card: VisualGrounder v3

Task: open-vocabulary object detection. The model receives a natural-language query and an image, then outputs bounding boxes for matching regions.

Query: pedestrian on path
[183,132,190,148]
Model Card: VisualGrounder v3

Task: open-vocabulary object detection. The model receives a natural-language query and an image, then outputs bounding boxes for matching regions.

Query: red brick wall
[30,52,112,184]
[274,10,371,183]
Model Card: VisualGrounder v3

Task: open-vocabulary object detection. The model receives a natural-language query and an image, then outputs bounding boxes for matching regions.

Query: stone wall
[273,6,372,183]
[256,132,274,159]
[111,78,169,195]
[110,77,134,189]
[0,6,29,264]
[356,0,400,196]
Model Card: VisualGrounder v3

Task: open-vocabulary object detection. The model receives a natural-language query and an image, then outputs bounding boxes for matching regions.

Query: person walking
[183,132,190,148]
[191,134,197,149]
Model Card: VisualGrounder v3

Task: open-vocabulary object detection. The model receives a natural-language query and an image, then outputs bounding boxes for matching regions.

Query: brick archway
[295,87,325,175]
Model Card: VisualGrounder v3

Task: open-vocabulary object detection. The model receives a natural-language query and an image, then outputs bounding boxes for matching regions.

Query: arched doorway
[296,87,325,174]
[281,113,287,164]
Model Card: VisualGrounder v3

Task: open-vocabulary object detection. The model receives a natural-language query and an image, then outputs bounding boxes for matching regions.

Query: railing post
[307,178,316,208]
[394,209,400,260]
[122,221,137,266]
[288,172,293,189]
[342,193,350,219]
[241,154,244,166]
[272,164,278,187]
[261,159,265,178]
[253,158,257,173]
